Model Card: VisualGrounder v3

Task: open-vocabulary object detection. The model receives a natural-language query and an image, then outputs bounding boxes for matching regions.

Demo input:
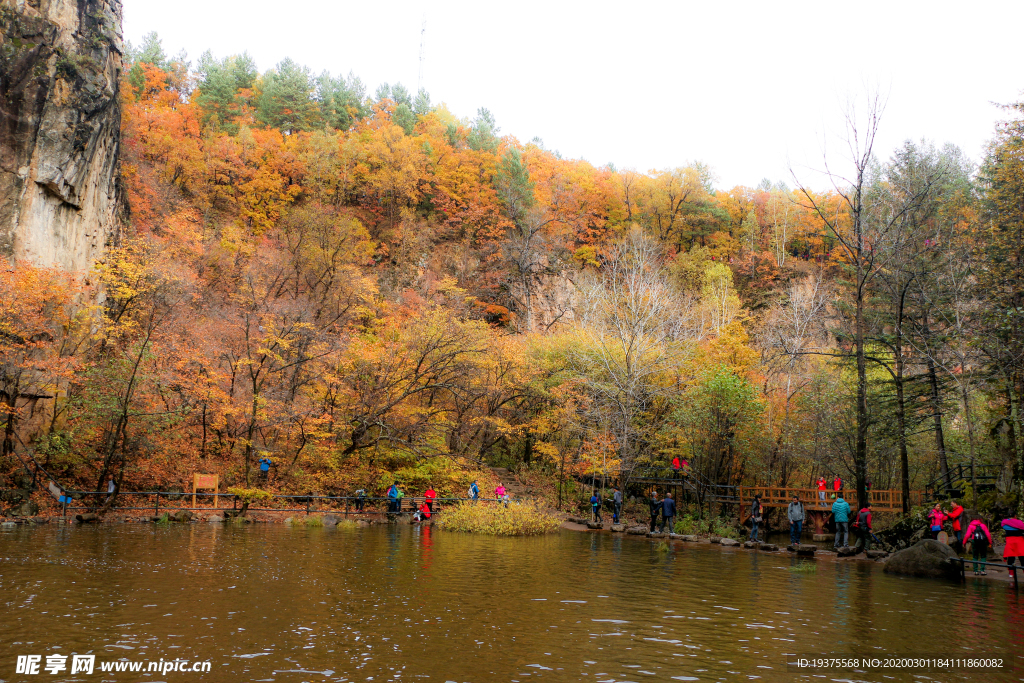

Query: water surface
[1,523,1021,682]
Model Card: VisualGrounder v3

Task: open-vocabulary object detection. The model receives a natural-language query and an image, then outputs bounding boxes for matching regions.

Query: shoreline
[559,519,1019,586]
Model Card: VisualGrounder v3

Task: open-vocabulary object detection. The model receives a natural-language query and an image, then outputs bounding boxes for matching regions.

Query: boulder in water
[789,544,817,556]
[883,539,961,579]
[586,520,603,530]
[169,510,193,523]
[757,542,779,551]
[743,541,759,549]
[208,515,225,523]
[680,535,700,542]
[720,538,740,547]
[626,525,647,535]
[321,514,340,527]
[836,546,857,557]
[610,523,625,532]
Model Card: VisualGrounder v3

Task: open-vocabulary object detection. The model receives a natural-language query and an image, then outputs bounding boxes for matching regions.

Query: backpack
[971,526,987,545]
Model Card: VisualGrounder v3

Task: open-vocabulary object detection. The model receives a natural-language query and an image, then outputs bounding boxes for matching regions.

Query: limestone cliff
[0,0,123,271]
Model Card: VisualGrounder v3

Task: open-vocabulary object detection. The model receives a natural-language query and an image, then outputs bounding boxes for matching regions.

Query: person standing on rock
[787,493,805,546]
[749,494,763,542]
[965,517,992,575]
[831,494,851,548]
[851,502,872,553]
[927,504,946,540]
[649,490,661,532]
[947,500,964,546]
[661,493,676,533]
[817,476,827,507]
[591,491,603,523]
[612,486,622,524]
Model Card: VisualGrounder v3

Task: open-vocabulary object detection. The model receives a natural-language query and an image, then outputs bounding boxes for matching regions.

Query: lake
[1,523,1021,682]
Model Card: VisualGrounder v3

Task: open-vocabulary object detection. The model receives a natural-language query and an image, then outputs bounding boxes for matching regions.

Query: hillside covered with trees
[3,33,1022,517]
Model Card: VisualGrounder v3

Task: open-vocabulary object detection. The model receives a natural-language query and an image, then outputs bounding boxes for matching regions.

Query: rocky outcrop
[883,540,961,579]
[1,0,123,271]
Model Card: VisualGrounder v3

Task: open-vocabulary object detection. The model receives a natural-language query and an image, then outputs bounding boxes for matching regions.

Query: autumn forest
[3,33,1024,518]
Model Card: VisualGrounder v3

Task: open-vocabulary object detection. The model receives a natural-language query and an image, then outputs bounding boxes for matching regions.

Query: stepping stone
[866,549,889,559]
[836,546,857,557]
[586,521,603,529]
[626,526,648,535]
[743,541,759,549]
[720,538,740,547]
[709,536,723,544]
[647,532,667,538]
[610,524,625,532]
[788,544,817,556]
[679,535,700,542]
[757,543,779,551]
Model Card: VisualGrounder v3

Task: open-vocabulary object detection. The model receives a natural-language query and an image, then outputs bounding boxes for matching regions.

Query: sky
[123,0,1024,190]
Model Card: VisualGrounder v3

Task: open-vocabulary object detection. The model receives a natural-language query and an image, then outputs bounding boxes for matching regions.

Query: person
[590,491,602,523]
[502,492,510,507]
[107,476,116,495]
[671,456,682,478]
[354,487,367,512]
[680,459,691,478]
[1001,517,1024,581]
[832,475,842,494]
[927,504,946,540]
[787,493,804,546]
[424,486,437,514]
[387,481,401,514]
[612,486,622,524]
[418,501,431,521]
[749,494,763,541]
[817,476,827,507]
[257,456,272,480]
[832,494,851,548]
[965,517,992,575]
[851,502,872,553]
[648,490,661,532]
[468,480,480,502]
[947,499,964,545]
[495,483,506,501]
[661,493,676,533]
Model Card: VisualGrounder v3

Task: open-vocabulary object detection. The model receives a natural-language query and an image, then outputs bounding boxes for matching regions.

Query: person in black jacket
[648,490,660,532]
[661,493,676,533]
[749,494,763,542]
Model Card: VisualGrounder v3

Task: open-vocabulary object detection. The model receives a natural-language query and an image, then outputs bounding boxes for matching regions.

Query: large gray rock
[789,544,817,556]
[757,542,779,551]
[883,539,962,579]
[321,514,340,527]
[610,524,625,532]
[626,525,648,535]
[679,535,700,542]
[6,500,39,517]
[836,546,857,557]
[743,541,759,549]
[719,538,740,547]
[586,520,602,530]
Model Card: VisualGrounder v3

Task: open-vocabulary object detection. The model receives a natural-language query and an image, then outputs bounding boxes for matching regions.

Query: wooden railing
[737,487,925,513]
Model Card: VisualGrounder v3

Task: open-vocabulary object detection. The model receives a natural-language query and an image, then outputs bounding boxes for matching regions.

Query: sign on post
[193,474,219,509]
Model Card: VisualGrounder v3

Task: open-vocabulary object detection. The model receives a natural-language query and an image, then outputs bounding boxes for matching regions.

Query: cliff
[0,0,123,271]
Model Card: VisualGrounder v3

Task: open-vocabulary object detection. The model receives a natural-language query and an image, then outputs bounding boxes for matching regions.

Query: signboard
[193,474,219,508]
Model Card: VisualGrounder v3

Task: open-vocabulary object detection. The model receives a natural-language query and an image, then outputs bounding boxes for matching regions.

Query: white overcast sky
[123,0,1024,190]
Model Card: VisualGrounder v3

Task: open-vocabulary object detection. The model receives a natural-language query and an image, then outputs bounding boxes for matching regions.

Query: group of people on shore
[926,501,1024,576]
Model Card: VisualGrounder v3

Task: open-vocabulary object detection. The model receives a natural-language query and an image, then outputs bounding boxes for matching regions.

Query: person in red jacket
[671,456,682,478]
[832,476,842,493]
[927,505,946,540]
[817,476,827,507]
[852,503,873,553]
[946,500,964,545]
[424,486,437,514]
[1001,518,1024,581]
[965,518,992,575]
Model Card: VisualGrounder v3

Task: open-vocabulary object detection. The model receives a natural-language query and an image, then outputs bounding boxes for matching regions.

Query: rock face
[1,0,123,270]
[883,539,962,579]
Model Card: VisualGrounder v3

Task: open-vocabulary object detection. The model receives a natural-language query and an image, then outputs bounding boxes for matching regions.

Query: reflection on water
[1,523,1021,682]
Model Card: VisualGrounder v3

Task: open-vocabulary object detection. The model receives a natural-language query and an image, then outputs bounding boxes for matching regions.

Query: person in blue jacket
[832,494,852,548]
[468,480,480,502]
[387,482,401,513]
[590,492,602,523]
